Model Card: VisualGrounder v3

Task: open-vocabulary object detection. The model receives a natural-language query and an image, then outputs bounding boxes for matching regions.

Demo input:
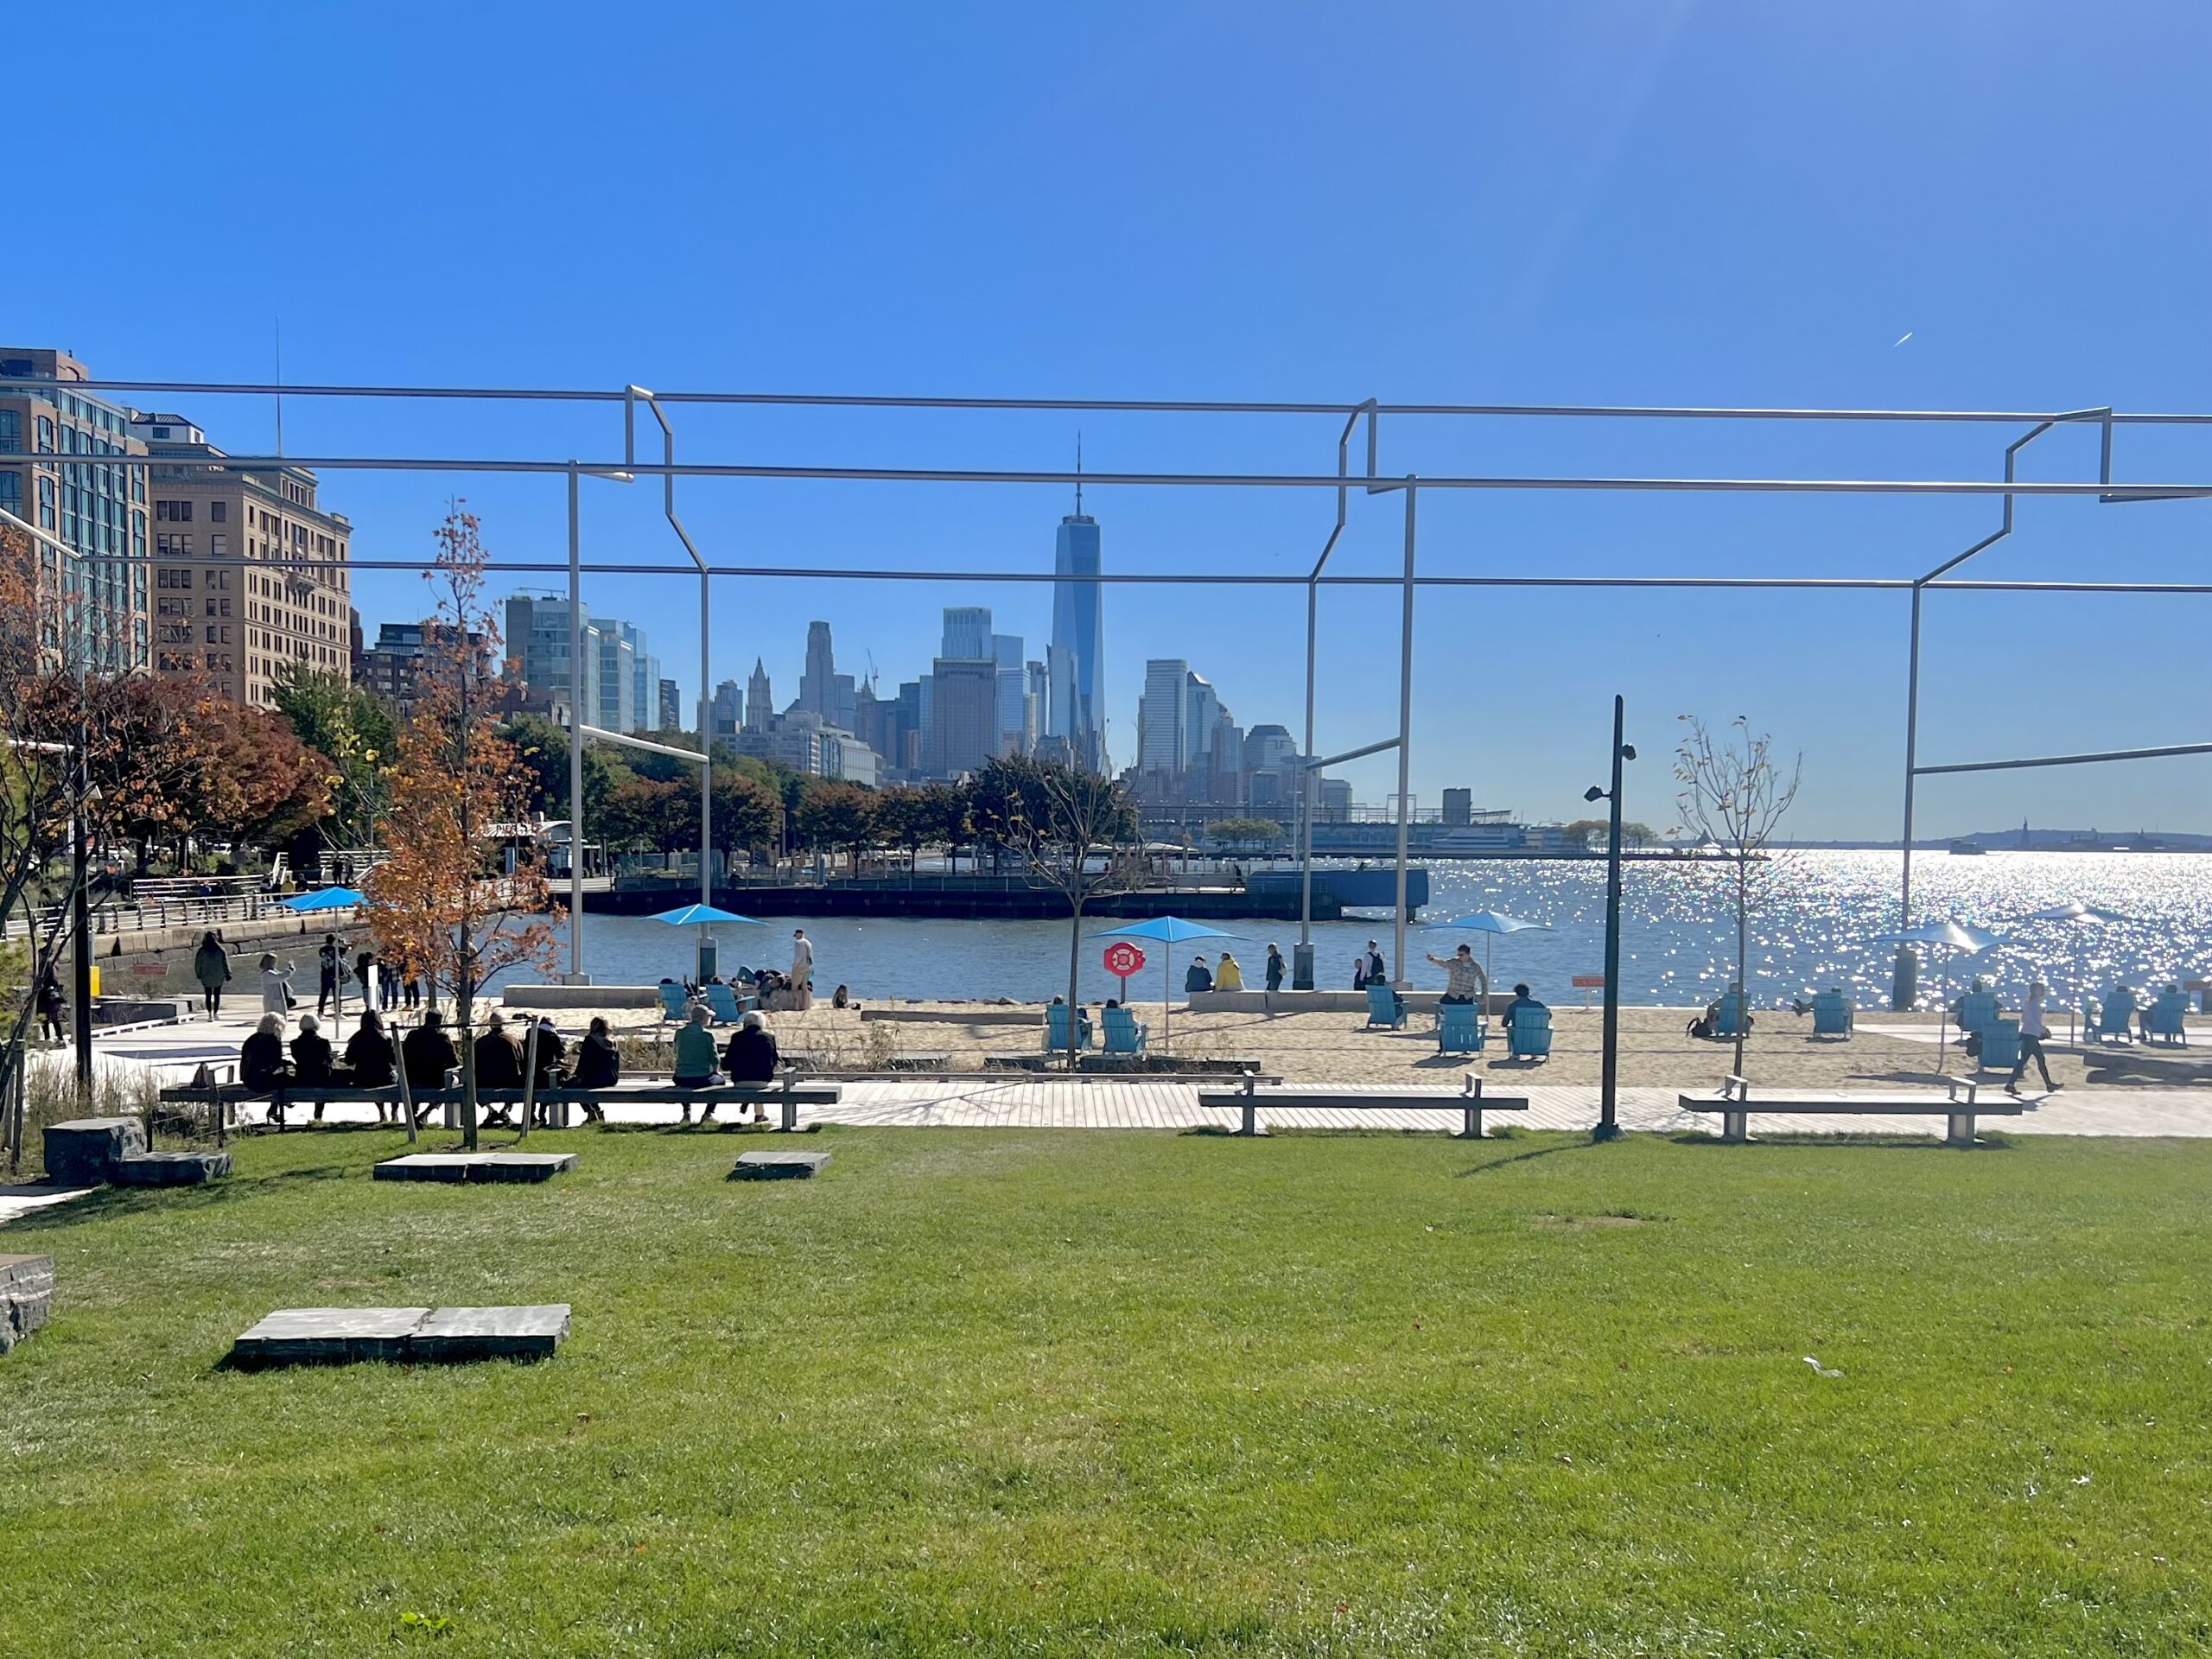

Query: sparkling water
[552,852,2212,1011]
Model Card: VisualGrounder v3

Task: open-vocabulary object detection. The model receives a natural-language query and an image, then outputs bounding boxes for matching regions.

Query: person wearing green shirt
[671,1002,723,1125]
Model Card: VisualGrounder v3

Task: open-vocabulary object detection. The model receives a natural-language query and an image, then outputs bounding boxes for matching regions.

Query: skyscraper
[745,658,772,732]
[991,632,1027,757]
[798,619,858,729]
[1049,462,1104,769]
[941,606,992,661]
[1138,658,1189,774]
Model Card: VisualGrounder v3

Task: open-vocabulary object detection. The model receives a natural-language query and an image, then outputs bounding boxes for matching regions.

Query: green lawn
[3,1125,2208,1657]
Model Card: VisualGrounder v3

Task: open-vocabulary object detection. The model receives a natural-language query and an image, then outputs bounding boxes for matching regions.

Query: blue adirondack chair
[1435,1001,1486,1054]
[1954,989,1999,1038]
[1102,1005,1148,1054]
[1363,982,1406,1030]
[2147,992,2189,1046]
[1977,1018,2022,1071]
[1713,990,1751,1037]
[1811,988,1853,1037]
[2096,988,2139,1045]
[657,982,690,1023]
[1506,1004,1553,1059]
[1045,1002,1093,1051]
[704,982,743,1025]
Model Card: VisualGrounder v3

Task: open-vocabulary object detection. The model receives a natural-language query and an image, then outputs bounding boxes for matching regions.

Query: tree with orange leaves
[366,506,561,1147]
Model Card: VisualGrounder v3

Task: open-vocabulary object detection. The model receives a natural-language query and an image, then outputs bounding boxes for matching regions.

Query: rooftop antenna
[1075,430,1083,516]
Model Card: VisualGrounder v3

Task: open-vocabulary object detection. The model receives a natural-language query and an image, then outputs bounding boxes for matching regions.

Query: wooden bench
[158,1077,843,1134]
[1675,1075,2017,1147]
[1194,1076,1531,1138]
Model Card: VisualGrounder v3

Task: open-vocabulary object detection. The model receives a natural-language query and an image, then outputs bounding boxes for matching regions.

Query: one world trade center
[1047,461,1105,771]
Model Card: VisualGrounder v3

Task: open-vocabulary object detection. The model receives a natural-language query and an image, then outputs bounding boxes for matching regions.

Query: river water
[553,852,2212,1011]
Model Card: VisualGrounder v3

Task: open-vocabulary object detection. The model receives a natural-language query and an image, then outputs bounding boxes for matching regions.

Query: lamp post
[1585,695,1636,1140]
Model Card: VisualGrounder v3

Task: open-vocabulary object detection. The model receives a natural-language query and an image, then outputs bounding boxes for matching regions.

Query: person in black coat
[290,1014,346,1120]
[567,1016,620,1122]
[720,1012,780,1127]
[240,1013,294,1122]
[527,1018,565,1087]
[402,1011,460,1091]
[473,1013,524,1125]
[345,1011,398,1119]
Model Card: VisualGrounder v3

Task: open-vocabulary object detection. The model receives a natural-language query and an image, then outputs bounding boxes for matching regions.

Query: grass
[3,1125,2209,1657]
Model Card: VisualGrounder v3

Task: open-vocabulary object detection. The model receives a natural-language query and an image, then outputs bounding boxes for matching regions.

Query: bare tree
[978,757,1141,1069]
[1674,715,1802,1080]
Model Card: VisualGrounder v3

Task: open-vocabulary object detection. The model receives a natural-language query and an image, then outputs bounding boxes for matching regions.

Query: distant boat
[1948,839,1986,855]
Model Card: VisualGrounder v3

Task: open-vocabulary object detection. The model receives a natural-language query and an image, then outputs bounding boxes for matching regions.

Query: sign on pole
[1103,940,1145,993]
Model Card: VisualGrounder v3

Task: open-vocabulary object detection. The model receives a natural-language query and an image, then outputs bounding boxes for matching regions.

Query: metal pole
[700,570,712,915]
[566,463,586,982]
[1392,479,1416,985]
[1895,582,1922,1010]
[1598,695,1626,1140]
[1295,576,1318,988]
[71,776,92,1100]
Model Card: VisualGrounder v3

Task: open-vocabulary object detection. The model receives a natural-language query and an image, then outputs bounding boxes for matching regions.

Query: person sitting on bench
[721,1010,781,1124]
[672,1004,723,1122]
[345,1011,397,1120]
[568,1016,620,1121]
[1501,983,1547,1038]
[290,1014,346,1118]
[241,1014,293,1093]
[402,1010,460,1094]
[474,1012,526,1125]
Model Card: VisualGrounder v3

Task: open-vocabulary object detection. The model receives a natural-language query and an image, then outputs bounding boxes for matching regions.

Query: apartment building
[132,412,352,704]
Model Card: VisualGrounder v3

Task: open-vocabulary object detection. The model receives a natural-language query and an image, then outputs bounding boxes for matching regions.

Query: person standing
[1427,944,1488,1005]
[259,953,296,1017]
[193,931,232,1018]
[2008,980,2062,1096]
[315,934,344,1017]
[35,974,65,1042]
[790,929,815,1011]
[1365,941,1387,987]
[1264,944,1285,995]
[353,944,378,1014]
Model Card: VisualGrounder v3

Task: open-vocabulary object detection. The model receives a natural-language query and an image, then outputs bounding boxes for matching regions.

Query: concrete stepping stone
[410,1305,569,1362]
[43,1118,146,1185]
[732,1149,831,1180]
[1,1255,54,1355]
[232,1306,429,1366]
[373,1152,577,1185]
[230,1304,569,1366]
[112,1151,232,1186]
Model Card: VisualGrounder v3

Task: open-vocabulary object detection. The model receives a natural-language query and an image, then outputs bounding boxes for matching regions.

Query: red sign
[1571,975,1606,988]
[1103,941,1146,979]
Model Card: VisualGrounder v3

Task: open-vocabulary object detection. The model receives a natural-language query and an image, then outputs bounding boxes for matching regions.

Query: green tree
[274,664,393,847]
[1205,817,1283,852]
[795,780,880,874]
[497,712,569,818]
[710,769,783,866]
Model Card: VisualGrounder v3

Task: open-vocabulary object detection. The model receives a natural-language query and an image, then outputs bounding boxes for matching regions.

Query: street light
[1585,695,1636,1141]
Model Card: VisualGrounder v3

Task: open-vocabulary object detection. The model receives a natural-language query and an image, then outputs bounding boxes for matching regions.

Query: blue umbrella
[1437,911,1550,995]
[1099,917,1243,1052]
[648,905,762,985]
[282,886,365,912]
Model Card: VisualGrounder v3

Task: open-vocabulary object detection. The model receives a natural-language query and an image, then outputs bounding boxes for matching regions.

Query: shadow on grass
[1453,1136,1597,1179]
[1666,1130,2017,1153]
[4,1160,360,1232]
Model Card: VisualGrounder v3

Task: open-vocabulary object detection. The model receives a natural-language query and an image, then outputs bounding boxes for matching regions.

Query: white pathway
[63,1014,2212,1143]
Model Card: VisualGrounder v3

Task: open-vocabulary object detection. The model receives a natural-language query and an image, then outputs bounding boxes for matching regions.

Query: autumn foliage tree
[366,506,561,1147]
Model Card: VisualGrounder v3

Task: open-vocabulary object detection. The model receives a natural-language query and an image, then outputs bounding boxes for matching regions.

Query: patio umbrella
[2011,901,2137,1042]
[1872,920,2007,1065]
[281,886,365,912]
[1436,911,1549,998]
[1098,916,1243,1053]
[647,904,762,984]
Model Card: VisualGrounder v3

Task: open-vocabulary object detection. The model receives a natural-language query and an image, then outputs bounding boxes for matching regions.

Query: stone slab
[231,1306,430,1366]
[732,1150,831,1179]
[42,1117,146,1186]
[410,1304,569,1362]
[0,1254,54,1355]
[111,1150,232,1186]
[372,1152,575,1185]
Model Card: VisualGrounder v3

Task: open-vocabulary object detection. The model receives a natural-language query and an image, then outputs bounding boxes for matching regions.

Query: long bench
[1194,1076,1531,1138]
[1676,1075,2016,1147]
[158,1077,843,1134]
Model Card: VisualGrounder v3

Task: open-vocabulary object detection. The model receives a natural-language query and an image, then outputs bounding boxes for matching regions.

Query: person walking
[315,934,345,1017]
[790,929,815,1011]
[1264,944,1285,995]
[1427,944,1488,1006]
[193,931,232,1018]
[259,953,296,1018]
[2007,980,2063,1096]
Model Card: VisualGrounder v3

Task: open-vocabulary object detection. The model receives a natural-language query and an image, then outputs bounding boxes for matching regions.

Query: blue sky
[7,2,2209,836]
